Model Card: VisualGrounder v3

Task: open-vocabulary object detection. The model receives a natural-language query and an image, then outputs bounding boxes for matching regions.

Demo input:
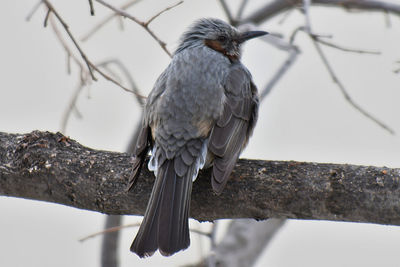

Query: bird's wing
[208,64,259,194]
[127,69,169,190]
[127,119,152,191]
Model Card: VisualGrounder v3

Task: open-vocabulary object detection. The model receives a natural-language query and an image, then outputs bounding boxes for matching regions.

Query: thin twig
[278,9,294,24]
[81,0,143,42]
[290,18,392,134]
[218,0,235,24]
[49,16,86,81]
[236,0,249,21]
[79,223,141,242]
[66,53,71,75]
[239,23,301,101]
[94,0,172,57]
[26,0,44,21]
[45,1,145,98]
[311,37,395,134]
[90,62,146,96]
[316,38,381,55]
[98,65,123,84]
[117,15,125,31]
[79,221,213,242]
[144,1,183,26]
[61,82,86,133]
[43,0,96,80]
[43,8,51,27]
[97,59,144,105]
[88,0,95,15]
[260,48,300,101]
[189,228,212,238]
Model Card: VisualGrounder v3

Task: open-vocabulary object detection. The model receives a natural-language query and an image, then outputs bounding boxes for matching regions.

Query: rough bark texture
[1,130,400,225]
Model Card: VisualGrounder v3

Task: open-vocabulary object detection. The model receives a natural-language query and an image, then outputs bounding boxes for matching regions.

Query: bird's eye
[217,36,227,42]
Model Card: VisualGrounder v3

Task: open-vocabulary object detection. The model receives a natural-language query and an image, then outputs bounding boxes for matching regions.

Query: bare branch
[94,0,172,57]
[88,0,95,15]
[49,16,87,80]
[100,215,121,267]
[80,222,140,242]
[217,0,235,24]
[2,130,400,225]
[97,59,144,105]
[43,2,146,99]
[81,0,142,42]
[189,219,286,267]
[90,62,145,96]
[302,0,312,33]
[60,82,85,133]
[239,24,301,101]
[144,1,183,27]
[43,0,96,80]
[80,220,213,242]
[43,8,51,27]
[310,36,395,135]
[316,38,381,55]
[236,0,249,22]
[278,9,295,25]
[208,222,218,267]
[260,47,300,101]
[26,0,44,21]
[242,0,400,24]
[287,25,394,134]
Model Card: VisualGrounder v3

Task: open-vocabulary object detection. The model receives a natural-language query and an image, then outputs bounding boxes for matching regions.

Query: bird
[128,18,267,257]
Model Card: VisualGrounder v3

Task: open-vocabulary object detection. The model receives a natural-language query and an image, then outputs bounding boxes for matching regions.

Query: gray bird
[128,18,267,257]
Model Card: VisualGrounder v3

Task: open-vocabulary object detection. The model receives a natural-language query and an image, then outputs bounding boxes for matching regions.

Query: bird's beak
[237,30,268,44]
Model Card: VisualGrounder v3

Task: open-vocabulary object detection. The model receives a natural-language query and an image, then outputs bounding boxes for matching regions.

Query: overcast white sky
[1,0,400,266]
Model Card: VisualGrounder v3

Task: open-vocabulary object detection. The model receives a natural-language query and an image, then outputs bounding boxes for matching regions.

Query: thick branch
[188,219,286,267]
[242,0,400,24]
[1,131,400,225]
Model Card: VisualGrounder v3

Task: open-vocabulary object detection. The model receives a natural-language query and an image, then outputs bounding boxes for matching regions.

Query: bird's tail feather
[130,157,193,257]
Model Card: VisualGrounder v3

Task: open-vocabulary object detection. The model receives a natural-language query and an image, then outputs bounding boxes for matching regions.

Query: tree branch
[94,0,173,57]
[1,130,400,225]
[188,219,286,267]
[101,215,121,267]
[242,0,400,24]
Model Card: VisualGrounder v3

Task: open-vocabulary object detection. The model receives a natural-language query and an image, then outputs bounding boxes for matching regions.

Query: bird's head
[176,18,268,62]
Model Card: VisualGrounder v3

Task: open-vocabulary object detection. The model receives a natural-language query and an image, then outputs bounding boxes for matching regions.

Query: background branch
[241,0,400,24]
[1,130,400,225]
[94,0,175,57]
[81,0,143,42]
[188,219,286,267]
[101,215,121,267]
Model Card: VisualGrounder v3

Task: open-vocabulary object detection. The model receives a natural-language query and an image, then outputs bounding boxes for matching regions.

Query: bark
[1,130,400,225]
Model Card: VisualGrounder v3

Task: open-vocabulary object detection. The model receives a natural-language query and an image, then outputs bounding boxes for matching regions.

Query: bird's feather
[127,124,152,191]
[131,140,205,257]
[208,64,258,194]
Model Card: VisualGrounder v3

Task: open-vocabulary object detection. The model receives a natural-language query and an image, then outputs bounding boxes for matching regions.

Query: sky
[1,0,400,266]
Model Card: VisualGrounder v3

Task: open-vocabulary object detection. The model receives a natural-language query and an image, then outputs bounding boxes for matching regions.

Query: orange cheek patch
[204,39,225,54]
